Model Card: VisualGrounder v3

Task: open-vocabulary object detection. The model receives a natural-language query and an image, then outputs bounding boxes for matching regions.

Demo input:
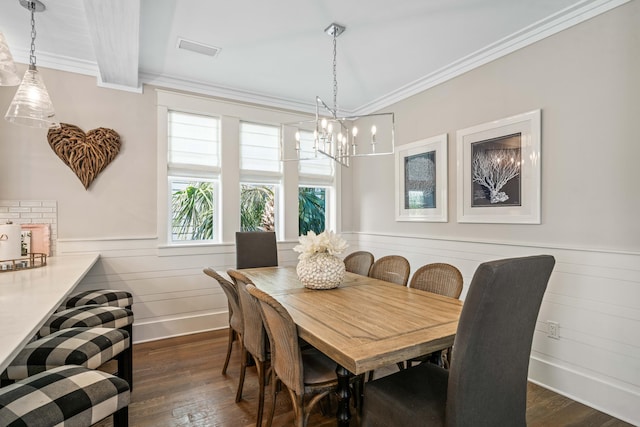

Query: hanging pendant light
[284,23,394,167]
[4,0,60,129]
[0,31,21,86]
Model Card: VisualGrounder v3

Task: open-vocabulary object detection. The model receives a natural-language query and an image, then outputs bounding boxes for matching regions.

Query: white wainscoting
[58,233,639,424]
[57,237,300,344]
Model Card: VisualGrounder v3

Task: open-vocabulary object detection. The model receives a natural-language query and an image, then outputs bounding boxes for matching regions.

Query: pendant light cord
[29,2,37,68]
[332,30,338,117]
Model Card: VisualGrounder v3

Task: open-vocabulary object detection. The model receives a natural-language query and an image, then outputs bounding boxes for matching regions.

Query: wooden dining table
[237,266,463,427]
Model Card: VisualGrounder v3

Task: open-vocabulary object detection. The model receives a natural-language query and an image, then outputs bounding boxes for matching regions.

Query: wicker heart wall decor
[47,123,121,190]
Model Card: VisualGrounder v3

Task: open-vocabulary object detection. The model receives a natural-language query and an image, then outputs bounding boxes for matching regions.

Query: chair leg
[367,370,374,382]
[113,406,129,427]
[265,375,279,427]
[443,347,452,369]
[222,328,234,375]
[256,360,266,427]
[117,346,133,392]
[352,374,364,414]
[235,343,247,403]
[286,388,304,427]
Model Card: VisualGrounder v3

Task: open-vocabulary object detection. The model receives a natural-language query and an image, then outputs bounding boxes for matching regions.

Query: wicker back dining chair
[246,283,340,427]
[407,263,464,368]
[227,269,270,427]
[409,263,464,298]
[361,255,556,427]
[343,251,375,276]
[235,231,278,269]
[203,268,243,376]
[368,255,411,286]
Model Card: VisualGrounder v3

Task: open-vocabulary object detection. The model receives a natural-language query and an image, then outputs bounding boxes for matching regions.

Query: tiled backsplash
[0,200,57,256]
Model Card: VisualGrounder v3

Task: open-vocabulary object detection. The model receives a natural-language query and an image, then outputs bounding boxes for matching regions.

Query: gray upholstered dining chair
[227,269,270,427]
[361,255,555,427]
[368,255,410,286]
[203,268,244,377]
[246,283,341,427]
[343,251,375,276]
[235,231,278,269]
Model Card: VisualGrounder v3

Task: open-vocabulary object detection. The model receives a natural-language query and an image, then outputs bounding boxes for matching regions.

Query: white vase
[296,252,346,290]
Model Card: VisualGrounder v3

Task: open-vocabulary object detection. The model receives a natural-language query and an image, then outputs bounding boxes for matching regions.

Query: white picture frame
[456,109,541,224]
[395,134,448,222]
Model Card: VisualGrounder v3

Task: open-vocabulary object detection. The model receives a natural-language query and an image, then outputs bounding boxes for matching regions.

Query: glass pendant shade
[4,65,59,128]
[0,32,20,86]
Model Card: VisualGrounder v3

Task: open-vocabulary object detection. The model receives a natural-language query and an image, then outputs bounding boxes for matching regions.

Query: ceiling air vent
[177,38,221,57]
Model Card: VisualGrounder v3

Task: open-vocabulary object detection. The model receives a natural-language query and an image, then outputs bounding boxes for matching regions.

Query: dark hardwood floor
[95,330,632,427]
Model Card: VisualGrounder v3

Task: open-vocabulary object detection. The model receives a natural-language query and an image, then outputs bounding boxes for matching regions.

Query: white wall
[0,69,158,239]
[346,2,639,424]
[350,2,639,252]
[0,1,638,424]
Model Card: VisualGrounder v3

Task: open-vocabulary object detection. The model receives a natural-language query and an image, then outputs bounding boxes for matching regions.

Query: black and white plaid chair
[1,327,132,389]
[0,365,130,427]
[57,289,133,312]
[40,305,134,339]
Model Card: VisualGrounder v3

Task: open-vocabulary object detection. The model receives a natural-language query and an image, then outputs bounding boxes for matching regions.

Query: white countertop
[0,253,100,372]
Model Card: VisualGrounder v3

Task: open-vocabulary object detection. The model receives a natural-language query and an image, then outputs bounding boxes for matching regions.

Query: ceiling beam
[84,0,140,91]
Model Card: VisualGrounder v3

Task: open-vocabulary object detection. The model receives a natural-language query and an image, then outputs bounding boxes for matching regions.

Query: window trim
[157,89,339,247]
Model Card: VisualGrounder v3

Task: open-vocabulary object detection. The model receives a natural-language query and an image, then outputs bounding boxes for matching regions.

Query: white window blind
[168,111,220,175]
[240,122,281,174]
[298,130,334,181]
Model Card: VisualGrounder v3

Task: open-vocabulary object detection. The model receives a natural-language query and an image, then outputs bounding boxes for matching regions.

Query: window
[297,130,334,235]
[239,122,281,234]
[168,111,220,243]
[298,130,334,177]
[299,186,326,234]
[158,90,340,246]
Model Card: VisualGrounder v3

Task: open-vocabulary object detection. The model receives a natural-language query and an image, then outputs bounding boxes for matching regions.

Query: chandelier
[286,23,394,167]
[4,0,59,129]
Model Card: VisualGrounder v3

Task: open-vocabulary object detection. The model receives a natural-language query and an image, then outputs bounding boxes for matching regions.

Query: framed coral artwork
[456,110,541,224]
[395,134,448,222]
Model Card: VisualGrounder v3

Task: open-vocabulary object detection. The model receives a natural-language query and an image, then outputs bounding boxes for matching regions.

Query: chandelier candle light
[294,230,348,289]
[286,23,394,167]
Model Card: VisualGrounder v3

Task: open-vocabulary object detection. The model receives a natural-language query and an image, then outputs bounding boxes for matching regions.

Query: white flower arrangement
[293,230,348,260]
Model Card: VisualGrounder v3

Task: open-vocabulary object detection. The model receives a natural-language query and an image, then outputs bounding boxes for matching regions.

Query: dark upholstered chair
[227,269,270,427]
[235,231,278,269]
[0,365,130,427]
[362,255,555,427]
[368,255,410,286]
[343,251,374,276]
[203,268,244,376]
[247,283,341,427]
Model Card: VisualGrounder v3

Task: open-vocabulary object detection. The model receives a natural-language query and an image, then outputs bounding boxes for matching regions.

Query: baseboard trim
[132,312,229,344]
[529,356,639,425]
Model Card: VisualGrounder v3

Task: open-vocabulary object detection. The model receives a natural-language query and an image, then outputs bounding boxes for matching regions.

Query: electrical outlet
[547,321,560,339]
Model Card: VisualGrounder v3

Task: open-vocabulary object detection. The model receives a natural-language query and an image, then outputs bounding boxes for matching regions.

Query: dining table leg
[336,364,352,427]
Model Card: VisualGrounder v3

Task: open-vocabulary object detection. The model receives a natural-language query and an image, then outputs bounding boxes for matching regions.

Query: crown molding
[139,72,318,114]
[352,0,630,115]
[6,0,629,115]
